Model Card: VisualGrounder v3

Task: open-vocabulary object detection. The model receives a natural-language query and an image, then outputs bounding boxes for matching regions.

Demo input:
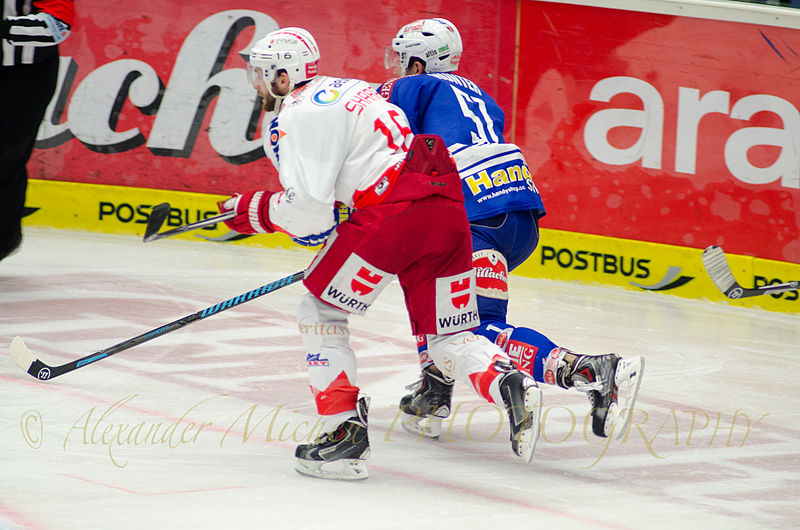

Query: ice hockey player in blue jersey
[380,17,644,442]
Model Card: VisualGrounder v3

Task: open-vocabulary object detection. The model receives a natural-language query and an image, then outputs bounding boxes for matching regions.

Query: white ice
[1,228,798,529]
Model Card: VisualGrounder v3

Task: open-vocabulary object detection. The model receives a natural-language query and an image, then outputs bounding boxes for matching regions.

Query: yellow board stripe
[25,179,800,314]
[24,179,295,247]
[517,229,800,314]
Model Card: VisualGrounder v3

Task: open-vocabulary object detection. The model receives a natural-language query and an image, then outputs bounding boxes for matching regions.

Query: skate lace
[572,378,605,393]
[404,377,424,392]
[314,420,363,444]
[312,428,341,444]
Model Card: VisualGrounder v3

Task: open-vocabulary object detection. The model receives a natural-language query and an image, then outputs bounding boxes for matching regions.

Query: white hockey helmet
[385,18,462,75]
[247,27,320,95]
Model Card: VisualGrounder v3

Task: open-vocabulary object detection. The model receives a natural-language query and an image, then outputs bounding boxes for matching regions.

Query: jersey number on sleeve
[374,110,412,153]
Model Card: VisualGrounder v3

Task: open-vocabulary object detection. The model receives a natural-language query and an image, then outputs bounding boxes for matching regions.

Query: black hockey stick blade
[143,202,171,242]
[10,270,305,381]
[195,231,252,242]
[143,209,235,243]
[702,245,799,299]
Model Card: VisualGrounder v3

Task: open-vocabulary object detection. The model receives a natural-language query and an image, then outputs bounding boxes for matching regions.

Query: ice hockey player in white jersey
[217,27,544,480]
[380,18,644,441]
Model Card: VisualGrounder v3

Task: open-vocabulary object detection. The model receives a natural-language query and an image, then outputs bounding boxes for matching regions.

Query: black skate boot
[399,366,454,439]
[295,396,370,480]
[496,360,543,463]
[0,231,21,262]
[555,352,644,439]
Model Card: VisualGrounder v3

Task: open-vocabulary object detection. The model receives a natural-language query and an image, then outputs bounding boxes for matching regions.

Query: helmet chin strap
[266,85,285,113]
[266,76,295,113]
[268,77,315,113]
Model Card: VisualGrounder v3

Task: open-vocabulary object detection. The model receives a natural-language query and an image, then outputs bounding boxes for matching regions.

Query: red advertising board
[26,0,800,264]
[28,0,511,194]
[517,2,800,263]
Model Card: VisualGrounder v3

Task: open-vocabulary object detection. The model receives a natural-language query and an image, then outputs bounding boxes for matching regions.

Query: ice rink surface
[1,228,798,530]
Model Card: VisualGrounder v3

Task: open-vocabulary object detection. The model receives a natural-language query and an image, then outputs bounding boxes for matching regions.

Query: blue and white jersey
[379,73,545,220]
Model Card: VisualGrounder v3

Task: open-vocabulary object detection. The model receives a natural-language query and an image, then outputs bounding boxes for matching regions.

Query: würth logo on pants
[322,255,394,315]
[436,270,479,334]
[351,267,383,295]
[450,277,471,309]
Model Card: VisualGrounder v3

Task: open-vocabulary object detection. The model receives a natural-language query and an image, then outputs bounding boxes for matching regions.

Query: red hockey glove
[218,191,278,234]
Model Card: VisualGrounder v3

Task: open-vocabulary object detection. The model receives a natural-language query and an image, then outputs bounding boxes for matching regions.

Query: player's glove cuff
[218,191,278,234]
[291,201,350,247]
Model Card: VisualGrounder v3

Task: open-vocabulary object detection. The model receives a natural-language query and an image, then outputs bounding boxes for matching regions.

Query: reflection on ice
[0,228,798,529]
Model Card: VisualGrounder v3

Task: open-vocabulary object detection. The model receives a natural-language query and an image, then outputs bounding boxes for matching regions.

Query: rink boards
[23,179,800,314]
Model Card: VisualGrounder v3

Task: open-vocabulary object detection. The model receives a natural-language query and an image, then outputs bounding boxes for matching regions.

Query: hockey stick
[701,245,799,299]
[10,270,305,381]
[143,202,234,242]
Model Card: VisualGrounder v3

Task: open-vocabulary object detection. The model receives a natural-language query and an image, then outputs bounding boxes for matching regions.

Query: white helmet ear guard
[247,27,320,95]
[388,18,462,75]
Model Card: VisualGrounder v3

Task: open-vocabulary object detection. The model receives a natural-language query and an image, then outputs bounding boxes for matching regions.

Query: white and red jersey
[263,76,412,238]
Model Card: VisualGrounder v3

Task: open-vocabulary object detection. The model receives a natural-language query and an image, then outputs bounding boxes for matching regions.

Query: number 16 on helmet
[247,27,321,94]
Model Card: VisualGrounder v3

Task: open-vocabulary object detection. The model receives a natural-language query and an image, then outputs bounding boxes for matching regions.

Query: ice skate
[295,397,370,480]
[497,360,542,462]
[398,367,454,439]
[565,353,645,439]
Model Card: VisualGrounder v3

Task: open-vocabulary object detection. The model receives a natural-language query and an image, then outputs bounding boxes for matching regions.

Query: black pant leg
[0,54,59,256]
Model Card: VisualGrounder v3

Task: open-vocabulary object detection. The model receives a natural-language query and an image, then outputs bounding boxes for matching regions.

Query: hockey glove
[218,191,278,234]
[292,202,350,247]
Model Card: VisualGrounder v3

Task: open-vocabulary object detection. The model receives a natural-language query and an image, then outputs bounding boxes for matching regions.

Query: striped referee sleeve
[2,12,71,46]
